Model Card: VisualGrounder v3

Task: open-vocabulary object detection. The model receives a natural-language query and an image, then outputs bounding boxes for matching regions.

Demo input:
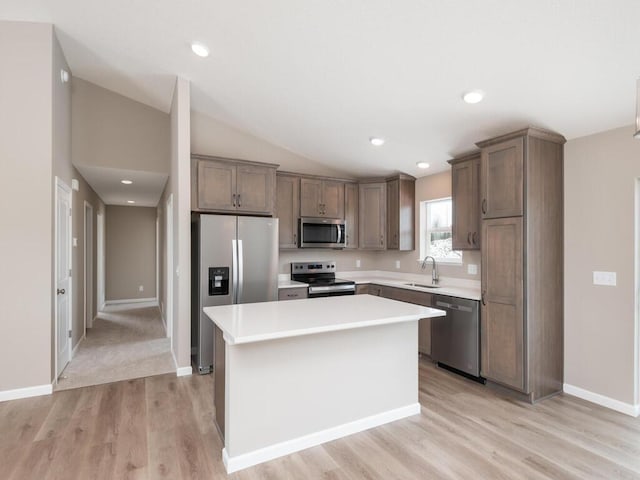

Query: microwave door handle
[336,224,342,244]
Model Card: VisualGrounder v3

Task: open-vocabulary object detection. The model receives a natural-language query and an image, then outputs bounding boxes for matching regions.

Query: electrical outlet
[356,259,361,268]
[73,237,77,247]
[467,264,478,275]
[395,260,401,269]
[593,271,616,286]
[139,285,144,292]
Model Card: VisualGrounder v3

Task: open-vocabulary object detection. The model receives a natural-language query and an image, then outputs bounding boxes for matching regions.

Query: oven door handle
[308,284,355,294]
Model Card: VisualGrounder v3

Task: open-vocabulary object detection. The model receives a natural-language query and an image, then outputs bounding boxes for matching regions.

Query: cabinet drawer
[278,287,308,301]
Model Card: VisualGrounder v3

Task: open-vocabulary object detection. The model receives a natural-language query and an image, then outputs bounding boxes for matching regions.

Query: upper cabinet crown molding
[475,126,566,148]
[191,153,279,169]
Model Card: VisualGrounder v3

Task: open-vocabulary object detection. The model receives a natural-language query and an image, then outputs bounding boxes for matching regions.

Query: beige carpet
[55,305,175,391]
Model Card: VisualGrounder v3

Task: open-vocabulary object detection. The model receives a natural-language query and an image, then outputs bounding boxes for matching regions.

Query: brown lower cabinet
[278,287,308,301]
[481,217,524,390]
[356,284,433,355]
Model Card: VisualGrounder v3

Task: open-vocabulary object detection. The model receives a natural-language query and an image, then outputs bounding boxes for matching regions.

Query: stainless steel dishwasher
[431,295,484,382]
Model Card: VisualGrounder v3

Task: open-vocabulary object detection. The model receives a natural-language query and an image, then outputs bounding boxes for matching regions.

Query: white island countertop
[204,294,444,345]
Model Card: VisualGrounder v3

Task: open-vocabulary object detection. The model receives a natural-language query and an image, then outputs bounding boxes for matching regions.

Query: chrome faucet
[421,256,439,285]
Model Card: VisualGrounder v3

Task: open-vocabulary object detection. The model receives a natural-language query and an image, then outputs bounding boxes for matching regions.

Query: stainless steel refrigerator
[191,213,278,374]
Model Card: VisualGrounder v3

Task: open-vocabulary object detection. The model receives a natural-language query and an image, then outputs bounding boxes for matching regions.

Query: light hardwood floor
[1,359,639,479]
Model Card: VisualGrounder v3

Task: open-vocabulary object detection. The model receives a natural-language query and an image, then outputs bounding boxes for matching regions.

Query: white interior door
[56,178,72,378]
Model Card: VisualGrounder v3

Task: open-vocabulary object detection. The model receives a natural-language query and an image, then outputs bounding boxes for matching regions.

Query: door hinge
[68,330,72,338]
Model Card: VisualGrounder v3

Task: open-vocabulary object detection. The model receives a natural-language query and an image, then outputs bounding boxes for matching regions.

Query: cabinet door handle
[481,198,487,214]
[232,194,236,207]
[237,194,241,207]
[380,235,384,246]
[293,233,297,245]
[481,291,486,306]
[472,231,478,245]
[467,232,472,245]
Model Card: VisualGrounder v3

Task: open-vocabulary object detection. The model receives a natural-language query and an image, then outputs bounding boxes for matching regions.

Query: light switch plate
[395,260,401,269]
[73,237,77,247]
[467,264,478,275]
[593,271,616,286]
[356,259,361,268]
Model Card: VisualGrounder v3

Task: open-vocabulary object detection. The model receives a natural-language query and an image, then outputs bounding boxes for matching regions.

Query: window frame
[419,196,462,265]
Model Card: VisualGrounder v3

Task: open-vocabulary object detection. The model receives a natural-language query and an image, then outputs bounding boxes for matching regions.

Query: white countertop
[277,270,481,301]
[277,278,308,289]
[204,294,444,345]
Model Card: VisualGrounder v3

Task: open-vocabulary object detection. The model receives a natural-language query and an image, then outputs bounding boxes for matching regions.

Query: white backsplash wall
[370,249,481,280]
[278,250,379,274]
[279,248,481,280]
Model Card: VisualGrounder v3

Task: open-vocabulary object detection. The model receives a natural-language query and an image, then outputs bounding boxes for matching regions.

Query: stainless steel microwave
[299,217,346,248]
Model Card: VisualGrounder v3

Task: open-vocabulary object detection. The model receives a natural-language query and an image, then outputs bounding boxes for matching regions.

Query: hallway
[56,305,174,391]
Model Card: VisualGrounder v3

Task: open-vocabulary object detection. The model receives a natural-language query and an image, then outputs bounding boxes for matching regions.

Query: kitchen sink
[404,282,441,289]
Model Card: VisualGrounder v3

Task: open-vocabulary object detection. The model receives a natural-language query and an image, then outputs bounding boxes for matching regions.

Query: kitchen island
[204,294,445,473]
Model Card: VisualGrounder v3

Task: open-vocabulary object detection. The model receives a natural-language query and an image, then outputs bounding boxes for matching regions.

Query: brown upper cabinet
[449,152,481,250]
[480,137,524,219]
[275,174,300,248]
[344,183,359,249]
[386,175,415,251]
[300,178,345,219]
[359,182,386,250]
[191,155,277,215]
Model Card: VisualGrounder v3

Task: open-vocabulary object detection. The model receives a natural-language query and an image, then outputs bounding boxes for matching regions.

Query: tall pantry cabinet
[477,127,565,402]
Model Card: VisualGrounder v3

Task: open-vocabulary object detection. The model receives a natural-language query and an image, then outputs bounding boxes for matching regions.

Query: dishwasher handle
[435,300,473,313]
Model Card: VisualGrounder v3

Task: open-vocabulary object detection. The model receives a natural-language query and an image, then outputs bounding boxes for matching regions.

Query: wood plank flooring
[1,359,639,479]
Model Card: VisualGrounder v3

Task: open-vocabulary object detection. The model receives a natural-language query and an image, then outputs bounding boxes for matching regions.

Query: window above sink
[419,197,462,264]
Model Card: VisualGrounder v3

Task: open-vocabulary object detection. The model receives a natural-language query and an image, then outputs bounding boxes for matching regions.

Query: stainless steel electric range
[291,261,356,298]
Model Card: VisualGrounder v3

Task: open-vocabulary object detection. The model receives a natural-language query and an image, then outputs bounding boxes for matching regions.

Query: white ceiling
[75,165,168,207]
[2,1,640,179]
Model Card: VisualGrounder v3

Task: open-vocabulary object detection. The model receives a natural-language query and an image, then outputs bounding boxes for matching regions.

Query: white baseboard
[72,334,85,358]
[172,350,192,377]
[0,383,53,402]
[104,297,158,305]
[563,383,640,417]
[103,298,158,311]
[223,402,421,473]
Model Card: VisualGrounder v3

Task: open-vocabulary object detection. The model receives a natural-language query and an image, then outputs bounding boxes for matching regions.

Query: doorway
[84,202,94,331]
[97,211,105,312]
[55,177,72,380]
[166,194,174,349]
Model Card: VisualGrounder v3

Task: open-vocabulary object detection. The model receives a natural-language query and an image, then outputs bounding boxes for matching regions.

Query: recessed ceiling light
[127,200,135,204]
[121,179,133,185]
[462,90,484,104]
[416,162,430,169]
[191,42,210,58]
[370,137,385,146]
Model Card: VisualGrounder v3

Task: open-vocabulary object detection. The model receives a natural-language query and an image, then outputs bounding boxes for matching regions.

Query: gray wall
[191,110,353,178]
[105,206,157,301]
[160,77,192,370]
[0,21,54,390]
[52,30,105,350]
[72,77,170,173]
[564,124,640,407]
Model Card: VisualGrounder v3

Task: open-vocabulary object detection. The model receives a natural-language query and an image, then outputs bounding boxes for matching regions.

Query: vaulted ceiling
[2,1,639,178]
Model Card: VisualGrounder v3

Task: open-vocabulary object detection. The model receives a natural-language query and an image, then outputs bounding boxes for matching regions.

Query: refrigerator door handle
[232,239,238,304]
[237,239,244,302]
